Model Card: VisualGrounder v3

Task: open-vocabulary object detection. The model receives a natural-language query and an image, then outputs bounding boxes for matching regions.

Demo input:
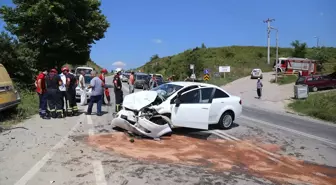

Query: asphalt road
[0,76,335,185]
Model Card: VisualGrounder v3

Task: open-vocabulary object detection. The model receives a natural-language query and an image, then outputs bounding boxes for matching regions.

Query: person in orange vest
[99,69,110,105]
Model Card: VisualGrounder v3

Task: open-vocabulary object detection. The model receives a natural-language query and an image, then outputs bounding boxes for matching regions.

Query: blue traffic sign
[204,69,209,74]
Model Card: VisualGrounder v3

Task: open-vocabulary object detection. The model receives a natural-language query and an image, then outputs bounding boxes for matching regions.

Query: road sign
[204,69,209,74]
[203,74,210,81]
[190,64,194,70]
[190,73,196,79]
[219,66,231,73]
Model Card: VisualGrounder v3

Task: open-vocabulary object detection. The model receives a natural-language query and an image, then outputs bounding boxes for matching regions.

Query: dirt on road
[86,132,336,185]
[222,72,293,113]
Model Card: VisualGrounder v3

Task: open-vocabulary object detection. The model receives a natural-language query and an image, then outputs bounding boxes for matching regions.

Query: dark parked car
[143,75,165,90]
[134,73,149,89]
[295,73,336,92]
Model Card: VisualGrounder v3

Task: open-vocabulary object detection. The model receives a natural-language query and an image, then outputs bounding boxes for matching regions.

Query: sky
[1,0,335,70]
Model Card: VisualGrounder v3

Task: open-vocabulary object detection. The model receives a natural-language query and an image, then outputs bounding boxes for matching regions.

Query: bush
[288,91,336,123]
[0,87,38,126]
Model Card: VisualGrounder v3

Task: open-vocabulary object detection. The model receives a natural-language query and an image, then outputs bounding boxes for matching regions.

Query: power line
[263,18,275,65]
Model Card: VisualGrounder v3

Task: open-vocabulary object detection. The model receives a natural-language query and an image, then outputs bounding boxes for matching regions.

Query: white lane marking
[14,113,85,185]
[92,160,108,185]
[211,129,304,169]
[88,129,95,136]
[209,130,233,141]
[87,114,93,125]
[212,130,280,158]
[240,115,336,146]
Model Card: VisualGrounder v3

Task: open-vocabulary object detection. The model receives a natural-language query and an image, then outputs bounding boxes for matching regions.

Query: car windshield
[151,83,183,99]
[253,69,260,72]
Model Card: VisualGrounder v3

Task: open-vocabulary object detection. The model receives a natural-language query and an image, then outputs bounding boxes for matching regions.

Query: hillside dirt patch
[86,132,336,185]
[222,72,293,112]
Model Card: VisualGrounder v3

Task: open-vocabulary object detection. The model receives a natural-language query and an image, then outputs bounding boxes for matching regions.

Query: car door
[171,87,214,130]
[208,88,230,123]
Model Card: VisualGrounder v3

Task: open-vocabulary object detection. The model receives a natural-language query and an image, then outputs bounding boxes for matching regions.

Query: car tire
[312,86,318,92]
[218,111,234,129]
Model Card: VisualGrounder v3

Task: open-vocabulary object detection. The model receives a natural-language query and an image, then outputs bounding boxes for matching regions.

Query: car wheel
[250,75,253,79]
[312,86,318,92]
[218,111,234,129]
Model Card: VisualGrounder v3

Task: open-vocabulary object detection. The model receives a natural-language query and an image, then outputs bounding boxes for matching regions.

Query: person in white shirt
[78,70,87,105]
[59,68,68,114]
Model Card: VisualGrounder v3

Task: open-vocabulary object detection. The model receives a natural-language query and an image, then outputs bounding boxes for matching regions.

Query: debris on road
[86,132,336,185]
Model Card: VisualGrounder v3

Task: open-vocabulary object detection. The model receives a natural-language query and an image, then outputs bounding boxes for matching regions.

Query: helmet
[62,67,69,72]
[101,68,108,73]
[115,68,122,73]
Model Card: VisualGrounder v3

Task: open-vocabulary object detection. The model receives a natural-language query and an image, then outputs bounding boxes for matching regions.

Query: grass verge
[288,90,336,123]
[0,89,38,127]
[270,74,298,85]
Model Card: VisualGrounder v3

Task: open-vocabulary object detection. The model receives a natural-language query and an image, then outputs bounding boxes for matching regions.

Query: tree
[290,40,307,58]
[0,0,109,70]
[201,43,206,49]
[0,32,37,87]
[150,54,159,61]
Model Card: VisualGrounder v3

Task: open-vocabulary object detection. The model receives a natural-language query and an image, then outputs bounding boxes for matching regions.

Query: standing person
[113,68,123,112]
[36,68,50,119]
[128,71,135,93]
[86,70,103,116]
[79,70,87,105]
[149,75,158,89]
[59,68,68,116]
[256,78,263,99]
[46,69,63,118]
[99,69,110,105]
[65,68,79,116]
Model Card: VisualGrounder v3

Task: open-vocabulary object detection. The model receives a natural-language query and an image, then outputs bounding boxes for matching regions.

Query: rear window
[136,75,147,80]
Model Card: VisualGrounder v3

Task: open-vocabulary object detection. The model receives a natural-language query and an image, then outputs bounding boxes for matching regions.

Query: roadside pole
[190,64,195,82]
[271,26,279,83]
[263,18,275,65]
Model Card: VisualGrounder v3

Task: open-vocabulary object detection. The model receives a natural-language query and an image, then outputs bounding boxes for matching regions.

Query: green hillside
[139,45,336,83]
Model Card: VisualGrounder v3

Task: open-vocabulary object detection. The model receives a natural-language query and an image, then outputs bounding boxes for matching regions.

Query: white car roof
[166,81,219,88]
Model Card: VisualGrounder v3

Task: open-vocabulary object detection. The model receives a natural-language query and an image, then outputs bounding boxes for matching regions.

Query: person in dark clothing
[113,69,123,112]
[65,68,79,116]
[46,69,63,118]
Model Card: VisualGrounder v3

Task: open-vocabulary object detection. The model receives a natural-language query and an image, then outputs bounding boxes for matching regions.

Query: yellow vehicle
[0,64,21,112]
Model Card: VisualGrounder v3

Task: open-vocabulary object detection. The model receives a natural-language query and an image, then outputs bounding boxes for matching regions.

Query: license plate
[76,92,81,95]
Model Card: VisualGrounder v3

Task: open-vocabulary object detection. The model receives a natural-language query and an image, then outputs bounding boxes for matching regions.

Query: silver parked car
[250,68,263,79]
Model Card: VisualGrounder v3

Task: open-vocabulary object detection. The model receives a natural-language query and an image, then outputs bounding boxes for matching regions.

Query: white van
[75,67,93,76]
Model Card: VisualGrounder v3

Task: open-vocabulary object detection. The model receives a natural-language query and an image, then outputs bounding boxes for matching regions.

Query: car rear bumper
[0,99,21,112]
[75,91,91,100]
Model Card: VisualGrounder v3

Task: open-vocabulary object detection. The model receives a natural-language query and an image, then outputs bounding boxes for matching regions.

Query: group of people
[36,67,123,119]
[36,67,78,119]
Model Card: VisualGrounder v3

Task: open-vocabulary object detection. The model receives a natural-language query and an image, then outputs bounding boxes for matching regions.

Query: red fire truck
[274,57,317,76]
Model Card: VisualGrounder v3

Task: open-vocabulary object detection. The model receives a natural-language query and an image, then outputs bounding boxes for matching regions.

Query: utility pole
[314,36,320,47]
[263,18,275,65]
[271,27,279,82]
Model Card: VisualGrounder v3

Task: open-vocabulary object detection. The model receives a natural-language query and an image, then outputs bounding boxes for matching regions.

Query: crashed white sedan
[112,82,242,138]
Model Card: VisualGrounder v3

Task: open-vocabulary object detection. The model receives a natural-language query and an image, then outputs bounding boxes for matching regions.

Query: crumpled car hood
[123,90,158,111]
